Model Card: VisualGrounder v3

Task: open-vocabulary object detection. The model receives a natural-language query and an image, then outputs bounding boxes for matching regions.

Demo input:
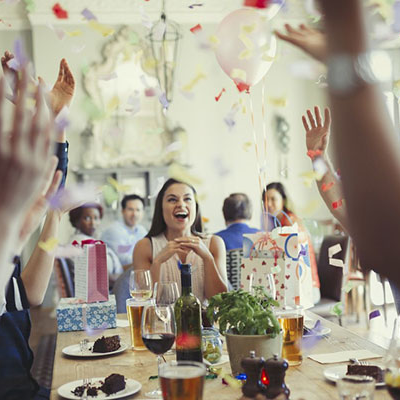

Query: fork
[349,358,369,365]
[80,338,89,353]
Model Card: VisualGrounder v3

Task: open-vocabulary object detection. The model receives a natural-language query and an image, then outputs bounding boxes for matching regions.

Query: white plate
[203,354,230,367]
[323,365,385,387]
[58,377,141,399]
[62,342,128,358]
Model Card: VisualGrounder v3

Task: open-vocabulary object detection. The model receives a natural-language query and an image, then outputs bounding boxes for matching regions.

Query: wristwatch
[327,51,391,96]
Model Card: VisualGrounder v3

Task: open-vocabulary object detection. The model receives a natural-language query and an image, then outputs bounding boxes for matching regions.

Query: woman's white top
[151,233,211,304]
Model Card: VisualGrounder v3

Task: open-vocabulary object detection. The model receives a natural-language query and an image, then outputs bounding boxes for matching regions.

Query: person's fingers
[324,107,331,128]
[0,78,4,144]
[45,168,62,201]
[12,68,27,149]
[64,59,75,87]
[314,106,322,126]
[306,109,316,129]
[285,24,298,34]
[30,83,44,145]
[299,24,314,34]
[57,59,64,83]
[302,115,310,132]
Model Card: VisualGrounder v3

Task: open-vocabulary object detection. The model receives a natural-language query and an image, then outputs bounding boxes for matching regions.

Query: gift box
[56,295,117,332]
[73,239,109,303]
[240,224,314,308]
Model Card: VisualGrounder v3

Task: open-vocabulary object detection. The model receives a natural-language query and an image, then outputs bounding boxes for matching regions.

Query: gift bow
[72,239,104,247]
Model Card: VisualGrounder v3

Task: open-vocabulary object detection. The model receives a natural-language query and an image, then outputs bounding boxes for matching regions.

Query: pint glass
[126,298,152,351]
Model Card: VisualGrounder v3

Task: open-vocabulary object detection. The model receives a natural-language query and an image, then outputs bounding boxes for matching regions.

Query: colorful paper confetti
[190,24,202,34]
[321,182,334,192]
[55,106,70,131]
[87,20,115,37]
[328,244,342,258]
[332,199,343,210]
[369,310,381,320]
[329,258,344,268]
[81,7,97,21]
[107,177,130,193]
[330,302,344,317]
[181,69,206,92]
[52,2,68,19]
[189,3,203,9]
[215,88,225,102]
[38,237,59,252]
[268,96,287,107]
[168,163,202,186]
[244,0,270,8]
[231,68,247,82]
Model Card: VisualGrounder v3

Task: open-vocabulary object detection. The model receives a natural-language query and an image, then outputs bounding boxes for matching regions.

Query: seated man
[216,193,258,251]
[101,195,147,269]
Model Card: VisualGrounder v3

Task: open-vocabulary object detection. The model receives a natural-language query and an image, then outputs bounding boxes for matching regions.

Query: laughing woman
[133,178,227,302]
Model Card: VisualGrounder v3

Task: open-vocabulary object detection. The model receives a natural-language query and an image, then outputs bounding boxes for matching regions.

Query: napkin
[116,319,130,328]
[308,349,382,364]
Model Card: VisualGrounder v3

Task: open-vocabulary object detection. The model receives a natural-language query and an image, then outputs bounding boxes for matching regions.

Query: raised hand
[40,58,75,116]
[1,51,18,100]
[275,24,327,63]
[302,106,331,155]
[0,70,54,225]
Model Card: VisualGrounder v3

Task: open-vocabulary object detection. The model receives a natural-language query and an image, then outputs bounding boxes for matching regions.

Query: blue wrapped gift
[56,295,117,332]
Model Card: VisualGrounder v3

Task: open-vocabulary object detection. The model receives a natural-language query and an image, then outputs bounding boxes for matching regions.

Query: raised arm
[302,106,349,231]
[319,0,400,283]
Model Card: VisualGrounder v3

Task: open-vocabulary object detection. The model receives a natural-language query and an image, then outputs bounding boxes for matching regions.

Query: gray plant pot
[225,331,283,375]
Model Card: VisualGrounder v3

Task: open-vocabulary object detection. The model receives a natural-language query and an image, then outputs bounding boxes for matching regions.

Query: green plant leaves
[206,288,280,337]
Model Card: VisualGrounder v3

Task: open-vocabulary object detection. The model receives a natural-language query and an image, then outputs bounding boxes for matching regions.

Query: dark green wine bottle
[174,263,203,362]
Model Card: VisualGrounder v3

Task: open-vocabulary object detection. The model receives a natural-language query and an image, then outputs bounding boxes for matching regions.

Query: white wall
[0,2,332,244]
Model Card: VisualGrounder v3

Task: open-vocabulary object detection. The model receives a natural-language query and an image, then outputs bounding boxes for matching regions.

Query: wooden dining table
[51,311,390,399]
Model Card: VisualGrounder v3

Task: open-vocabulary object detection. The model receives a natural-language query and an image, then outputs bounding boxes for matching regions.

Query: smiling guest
[101,194,147,269]
[133,178,227,303]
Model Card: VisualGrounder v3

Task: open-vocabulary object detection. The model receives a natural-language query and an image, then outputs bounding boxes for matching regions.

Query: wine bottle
[174,263,203,362]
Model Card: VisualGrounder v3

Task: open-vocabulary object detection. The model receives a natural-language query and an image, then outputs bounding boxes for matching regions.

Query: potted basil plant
[206,287,282,375]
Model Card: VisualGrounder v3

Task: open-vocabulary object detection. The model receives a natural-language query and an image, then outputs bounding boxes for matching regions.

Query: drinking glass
[276,306,304,366]
[385,316,400,399]
[337,376,375,400]
[129,269,153,300]
[126,298,153,351]
[154,282,180,306]
[159,361,206,400]
[142,304,176,399]
[248,272,276,300]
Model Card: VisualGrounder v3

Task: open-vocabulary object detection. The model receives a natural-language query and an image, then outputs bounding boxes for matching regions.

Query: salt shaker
[241,351,267,398]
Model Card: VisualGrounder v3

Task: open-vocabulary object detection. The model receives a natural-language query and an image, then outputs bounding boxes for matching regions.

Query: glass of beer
[276,306,304,366]
[159,361,206,400]
[126,298,153,351]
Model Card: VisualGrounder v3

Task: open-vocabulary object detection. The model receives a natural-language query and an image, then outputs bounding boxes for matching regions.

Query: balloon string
[261,77,269,232]
[249,93,267,229]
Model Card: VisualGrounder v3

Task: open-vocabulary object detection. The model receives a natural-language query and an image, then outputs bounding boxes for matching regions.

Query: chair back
[226,248,243,291]
[54,258,75,298]
[317,235,349,301]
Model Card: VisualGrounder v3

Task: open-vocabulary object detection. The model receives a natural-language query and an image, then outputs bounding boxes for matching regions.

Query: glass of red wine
[142,304,176,399]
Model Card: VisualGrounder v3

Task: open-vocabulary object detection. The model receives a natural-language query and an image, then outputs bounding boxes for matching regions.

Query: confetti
[148,177,166,199]
[369,310,381,320]
[299,199,320,216]
[71,44,86,53]
[102,185,119,206]
[268,96,287,107]
[208,35,220,47]
[239,49,253,60]
[231,68,247,82]
[224,103,240,130]
[242,142,252,152]
[235,81,250,93]
[38,237,59,252]
[81,7,97,21]
[271,265,281,274]
[117,244,132,254]
[329,258,344,268]
[215,88,225,102]
[312,157,328,178]
[300,171,323,187]
[332,199,343,210]
[87,20,115,37]
[49,182,99,211]
[24,0,35,12]
[52,2,68,19]
[213,158,230,177]
[7,38,28,71]
[157,91,169,109]
[181,69,207,92]
[180,89,195,100]
[168,163,202,186]
[165,141,183,154]
[65,29,82,37]
[145,127,164,135]
[328,244,342,258]
[190,24,202,34]
[189,3,203,8]
[55,106,70,131]
[139,5,153,29]
[330,302,344,317]
[82,97,105,120]
[321,182,334,192]
[244,0,270,8]
[107,177,131,193]
[202,216,209,224]
[46,22,66,40]
[126,91,141,115]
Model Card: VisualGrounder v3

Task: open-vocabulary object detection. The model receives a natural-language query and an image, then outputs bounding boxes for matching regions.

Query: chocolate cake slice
[100,373,126,395]
[92,335,121,353]
[347,364,383,382]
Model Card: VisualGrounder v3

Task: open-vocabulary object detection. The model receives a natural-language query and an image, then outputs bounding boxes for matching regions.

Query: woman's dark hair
[146,178,203,238]
[262,182,291,214]
[222,193,252,222]
[69,203,104,229]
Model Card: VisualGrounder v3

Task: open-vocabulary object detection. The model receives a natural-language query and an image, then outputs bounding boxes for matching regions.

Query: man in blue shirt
[101,195,147,269]
[216,193,259,251]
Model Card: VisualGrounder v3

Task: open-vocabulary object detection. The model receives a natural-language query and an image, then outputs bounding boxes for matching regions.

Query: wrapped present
[73,239,109,303]
[240,224,314,308]
[56,295,117,332]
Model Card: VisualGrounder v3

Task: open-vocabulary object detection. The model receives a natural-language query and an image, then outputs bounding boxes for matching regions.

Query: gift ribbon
[72,239,104,247]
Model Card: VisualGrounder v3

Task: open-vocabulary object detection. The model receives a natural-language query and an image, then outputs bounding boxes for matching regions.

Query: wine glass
[153,281,180,306]
[385,316,400,399]
[129,269,153,301]
[141,304,176,399]
[249,273,276,300]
